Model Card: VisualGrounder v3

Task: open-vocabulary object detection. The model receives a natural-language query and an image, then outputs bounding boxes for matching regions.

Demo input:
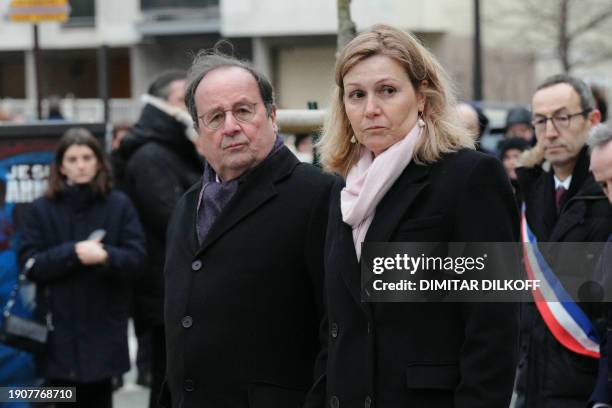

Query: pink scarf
[341,125,422,259]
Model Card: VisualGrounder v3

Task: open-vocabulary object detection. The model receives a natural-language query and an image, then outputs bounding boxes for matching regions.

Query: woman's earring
[350,135,357,144]
[417,111,425,128]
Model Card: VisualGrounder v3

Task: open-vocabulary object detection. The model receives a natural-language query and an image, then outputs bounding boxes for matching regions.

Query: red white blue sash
[520,207,600,358]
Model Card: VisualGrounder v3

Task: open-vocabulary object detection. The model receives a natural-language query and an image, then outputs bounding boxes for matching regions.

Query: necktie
[555,186,567,213]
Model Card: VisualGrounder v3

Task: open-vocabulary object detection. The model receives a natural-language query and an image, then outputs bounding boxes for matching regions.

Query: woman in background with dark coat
[19,128,146,408]
[306,25,520,408]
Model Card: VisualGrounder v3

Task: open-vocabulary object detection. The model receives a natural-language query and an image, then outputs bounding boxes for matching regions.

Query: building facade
[0,0,537,123]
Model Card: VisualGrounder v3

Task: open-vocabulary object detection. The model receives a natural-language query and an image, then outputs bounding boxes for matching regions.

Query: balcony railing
[0,99,326,134]
[0,99,141,125]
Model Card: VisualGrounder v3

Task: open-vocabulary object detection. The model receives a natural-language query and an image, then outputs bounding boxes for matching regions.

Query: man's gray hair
[184,45,275,130]
[588,120,612,151]
[536,74,595,114]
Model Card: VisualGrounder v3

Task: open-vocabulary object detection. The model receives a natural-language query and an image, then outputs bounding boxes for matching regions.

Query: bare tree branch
[569,6,612,38]
[486,0,612,74]
[519,0,559,23]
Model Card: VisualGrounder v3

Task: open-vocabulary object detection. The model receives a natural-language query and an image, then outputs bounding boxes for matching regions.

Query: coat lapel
[333,207,365,310]
[364,162,431,243]
[338,162,431,309]
[196,147,298,256]
[184,184,202,254]
[528,172,556,240]
[546,148,594,241]
[549,200,586,242]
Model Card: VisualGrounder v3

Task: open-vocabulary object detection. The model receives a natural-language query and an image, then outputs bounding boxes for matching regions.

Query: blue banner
[0,151,52,403]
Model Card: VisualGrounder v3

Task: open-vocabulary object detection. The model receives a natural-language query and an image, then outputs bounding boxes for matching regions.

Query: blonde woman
[307,25,520,408]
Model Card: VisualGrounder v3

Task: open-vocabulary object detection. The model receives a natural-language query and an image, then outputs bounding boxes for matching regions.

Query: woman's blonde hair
[319,24,475,177]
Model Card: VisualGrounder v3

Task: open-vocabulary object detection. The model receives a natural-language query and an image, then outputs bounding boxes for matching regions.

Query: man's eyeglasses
[531,110,591,133]
[199,102,257,130]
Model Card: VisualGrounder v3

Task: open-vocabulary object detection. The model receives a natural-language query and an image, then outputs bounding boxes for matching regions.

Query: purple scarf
[196,136,284,244]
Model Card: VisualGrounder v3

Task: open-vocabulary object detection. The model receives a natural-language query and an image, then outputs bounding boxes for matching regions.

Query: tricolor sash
[521,206,600,358]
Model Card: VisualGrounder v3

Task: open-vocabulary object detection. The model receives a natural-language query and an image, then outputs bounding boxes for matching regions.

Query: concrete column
[130,46,147,99]
[252,37,272,81]
[24,50,36,101]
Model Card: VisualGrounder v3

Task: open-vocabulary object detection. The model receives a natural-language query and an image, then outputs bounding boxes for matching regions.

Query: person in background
[592,85,609,123]
[18,128,146,408]
[294,134,315,163]
[588,121,612,408]
[456,102,480,140]
[113,70,203,407]
[46,95,65,121]
[500,137,531,182]
[505,106,534,144]
[111,124,131,151]
[457,102,493,154]
[515,74,612,407]
[306,24,519,408]
[499,137,530,205]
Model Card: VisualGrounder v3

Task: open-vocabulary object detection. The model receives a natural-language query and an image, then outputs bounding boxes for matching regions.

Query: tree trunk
[337,0,356,52]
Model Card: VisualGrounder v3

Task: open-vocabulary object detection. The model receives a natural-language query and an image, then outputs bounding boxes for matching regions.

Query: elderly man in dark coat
[161,50,335,408]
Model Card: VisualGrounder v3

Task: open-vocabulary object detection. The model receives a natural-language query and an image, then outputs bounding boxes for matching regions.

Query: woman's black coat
[308,149,521,408]
[18,186,146,383]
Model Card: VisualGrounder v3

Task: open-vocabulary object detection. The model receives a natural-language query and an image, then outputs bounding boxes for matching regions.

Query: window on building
[41,48,131,99]
[66,0,95,26]
[141,0,218,10]
[0,52,25,99]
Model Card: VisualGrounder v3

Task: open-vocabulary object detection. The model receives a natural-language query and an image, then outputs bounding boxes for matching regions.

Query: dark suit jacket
[307,148,520,408]
[162,146,335,408]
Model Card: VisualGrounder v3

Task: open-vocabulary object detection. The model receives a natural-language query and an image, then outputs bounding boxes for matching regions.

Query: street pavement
[113,321,149,408]
[114,381,149,408]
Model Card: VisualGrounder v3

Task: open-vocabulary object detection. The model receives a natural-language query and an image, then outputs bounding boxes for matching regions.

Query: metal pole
[97,45,110,124]
[473,0,483,101]
[33,23,43,120]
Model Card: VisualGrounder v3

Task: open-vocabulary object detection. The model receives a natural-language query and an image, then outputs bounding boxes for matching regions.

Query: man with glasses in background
[514,74,612,407]
[160,49,335,408]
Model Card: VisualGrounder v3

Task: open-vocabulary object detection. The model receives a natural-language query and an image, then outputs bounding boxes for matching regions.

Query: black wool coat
[18,186,146,382]
[515,146,612,408]
[591,237,612,407]
[162,146,335,408]
[306,148,521,408]
[114,103,203,331]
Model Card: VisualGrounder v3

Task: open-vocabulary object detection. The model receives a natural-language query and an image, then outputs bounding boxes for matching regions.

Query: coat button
[191,260,202,271]
[365,395,372,408]
[330,395,339,408]
[184,379,195,392]
[182,316,193,328]
[331,323,339,338]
